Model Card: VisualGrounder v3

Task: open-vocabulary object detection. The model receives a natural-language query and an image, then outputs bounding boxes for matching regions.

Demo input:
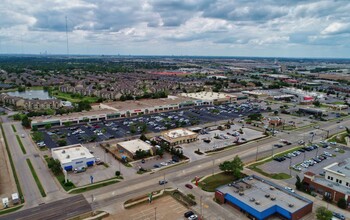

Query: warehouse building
[51,144,95,171]
[215,175,313,220]
[117,139,155,159]
[180,92,237,105]
[161,128,199,146]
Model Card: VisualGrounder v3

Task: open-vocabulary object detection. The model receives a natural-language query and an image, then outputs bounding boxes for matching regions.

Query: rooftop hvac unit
[239,192,244,196]
[270,186,275,190]
[289,204,294,208]
[66,155,70,159]
[81,152,85,155]
[234,190,239,193]
[265,194,270,198]
[62,150,65,154]
[270,196,276,201]
[249,198,255,202]
[255,201,260,205]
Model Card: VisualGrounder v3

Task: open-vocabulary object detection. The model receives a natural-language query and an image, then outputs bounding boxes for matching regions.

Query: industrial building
[160,128,198,146]
[215,175,313,220]
[51,144,95,171]
[116,139,155,159]
[303,159,350,205]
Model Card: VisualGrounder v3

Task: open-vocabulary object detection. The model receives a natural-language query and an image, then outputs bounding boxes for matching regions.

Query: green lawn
[15,135,26,154]
[70,179,119,194]
[26,159,46,197]
[0,124,24,203]
[0,205,23,216]
[11,124,17,132]
[327,132,348,145]
[198,173,237,192]
[51,90,99,103]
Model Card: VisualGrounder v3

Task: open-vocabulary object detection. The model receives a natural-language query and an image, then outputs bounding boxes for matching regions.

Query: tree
[231,156,244,178]
[57,140,67,146]
[337,197,347,209]
[140,134,147,141]
[219,156,243,178]
[21,116,31,128]
[315,206,332,220]
[13,114,22,121]
[295,175,303,191]
[273,110,279,116]
[45,123,52,129]
[313,100,321,107]
[48,159,62,175]
[32,131,44,142]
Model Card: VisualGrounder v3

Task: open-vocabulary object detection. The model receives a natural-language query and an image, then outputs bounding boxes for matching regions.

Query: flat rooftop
[313,177,350,195]
[162,128,196,139]
[118,139,152,154]
[52,144,94,164]
[101,96,195,111]
[180,92,236,101]
[325,159,350,178]
[217,175,312,213]
[31,109,115,122]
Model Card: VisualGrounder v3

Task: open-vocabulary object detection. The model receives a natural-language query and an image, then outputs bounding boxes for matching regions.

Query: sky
[1,0,350,58]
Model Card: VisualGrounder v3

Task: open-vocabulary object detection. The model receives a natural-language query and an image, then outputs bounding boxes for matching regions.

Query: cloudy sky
[1,0,350,58]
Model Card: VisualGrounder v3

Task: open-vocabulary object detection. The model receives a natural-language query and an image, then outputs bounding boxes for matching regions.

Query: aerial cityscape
[0,1,350,220]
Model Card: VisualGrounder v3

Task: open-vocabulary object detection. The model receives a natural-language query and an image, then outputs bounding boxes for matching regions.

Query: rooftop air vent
[265,194,270,198]
[66,155,70,159]
[270,196,276,201]
[249,198,255,202]
[289,204,294,208]
[239,192,244,196]
[255,201,260,205]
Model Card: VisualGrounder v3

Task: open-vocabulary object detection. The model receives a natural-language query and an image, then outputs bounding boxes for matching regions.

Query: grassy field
[51,90,99,103]
[70,179,119,194]
[0,205,23,216]
[11,124,17,132]
[26,159,46,197]
[15,135,26,154]
[0,124,24,203]
[198,172,237,192]
[246,146,303,180]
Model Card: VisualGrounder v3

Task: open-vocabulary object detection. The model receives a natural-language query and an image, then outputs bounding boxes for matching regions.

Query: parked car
[184,211,195,218]
[284,187,295,193]
[74,166,86,173]
[333,212,345,220]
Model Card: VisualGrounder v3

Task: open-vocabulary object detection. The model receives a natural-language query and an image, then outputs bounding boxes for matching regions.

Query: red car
[185,184,193,189]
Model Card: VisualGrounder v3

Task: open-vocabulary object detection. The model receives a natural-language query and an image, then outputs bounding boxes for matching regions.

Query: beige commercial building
[161,128,199,146]
[117,139,155,159]
[180,92,237,105]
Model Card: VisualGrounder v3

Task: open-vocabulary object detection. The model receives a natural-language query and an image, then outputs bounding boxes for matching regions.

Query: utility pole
[212,159,215,176]
[200,196,203,219]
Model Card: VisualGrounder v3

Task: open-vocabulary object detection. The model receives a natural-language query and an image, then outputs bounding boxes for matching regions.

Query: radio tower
[65,16,69,56]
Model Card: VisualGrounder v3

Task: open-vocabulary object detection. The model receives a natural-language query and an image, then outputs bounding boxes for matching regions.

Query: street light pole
[212,159,215,176]
[154,207,157,220]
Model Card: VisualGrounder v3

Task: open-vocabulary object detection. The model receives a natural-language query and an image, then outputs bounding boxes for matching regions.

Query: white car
[188,215,198,220]
[284,187,295,193]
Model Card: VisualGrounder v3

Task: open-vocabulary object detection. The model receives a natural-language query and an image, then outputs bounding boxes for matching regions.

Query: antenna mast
[65,16,69,56]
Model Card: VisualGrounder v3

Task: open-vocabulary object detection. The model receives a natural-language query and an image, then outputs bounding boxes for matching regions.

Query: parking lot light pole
[289,157,292,176]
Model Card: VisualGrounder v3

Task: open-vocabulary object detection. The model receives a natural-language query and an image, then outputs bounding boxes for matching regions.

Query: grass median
[26,159,46,197]
[70,179,119,194]
[11,124,17,132]
[0,123,24,203]
[198,172,237,192]
[15,135,26,154]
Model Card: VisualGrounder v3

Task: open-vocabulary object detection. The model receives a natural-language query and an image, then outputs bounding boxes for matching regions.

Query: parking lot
[130,152,178,171]
[258,142,350,185]
[38,102,264,148]
[107,195,188,220]
[181,125,265,161]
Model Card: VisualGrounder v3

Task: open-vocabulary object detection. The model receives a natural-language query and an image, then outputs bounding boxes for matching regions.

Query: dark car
[153,164,160,168]
[184,211,195,218]
[274,144,283,148]
[159,180,168,185]
[185,184,193,189]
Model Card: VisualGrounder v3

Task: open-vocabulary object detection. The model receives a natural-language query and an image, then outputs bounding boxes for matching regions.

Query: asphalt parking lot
[131,152,177,171]
[38,102,264,148]
[258,143,350,185]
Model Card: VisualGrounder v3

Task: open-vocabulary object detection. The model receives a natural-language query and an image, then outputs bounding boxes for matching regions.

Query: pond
[7,90,54,100]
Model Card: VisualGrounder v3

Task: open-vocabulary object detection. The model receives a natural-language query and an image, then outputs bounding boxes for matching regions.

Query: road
[0,194,91,220]
[1,116,349,219]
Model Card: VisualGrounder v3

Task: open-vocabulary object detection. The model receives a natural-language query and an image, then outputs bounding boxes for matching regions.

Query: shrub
[115,171,121,176]
[337,197,347,209]
[187,193,195,200]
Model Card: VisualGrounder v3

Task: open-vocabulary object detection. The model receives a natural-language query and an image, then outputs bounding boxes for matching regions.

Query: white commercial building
[180,92,237,105]
[51,144,95,171]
